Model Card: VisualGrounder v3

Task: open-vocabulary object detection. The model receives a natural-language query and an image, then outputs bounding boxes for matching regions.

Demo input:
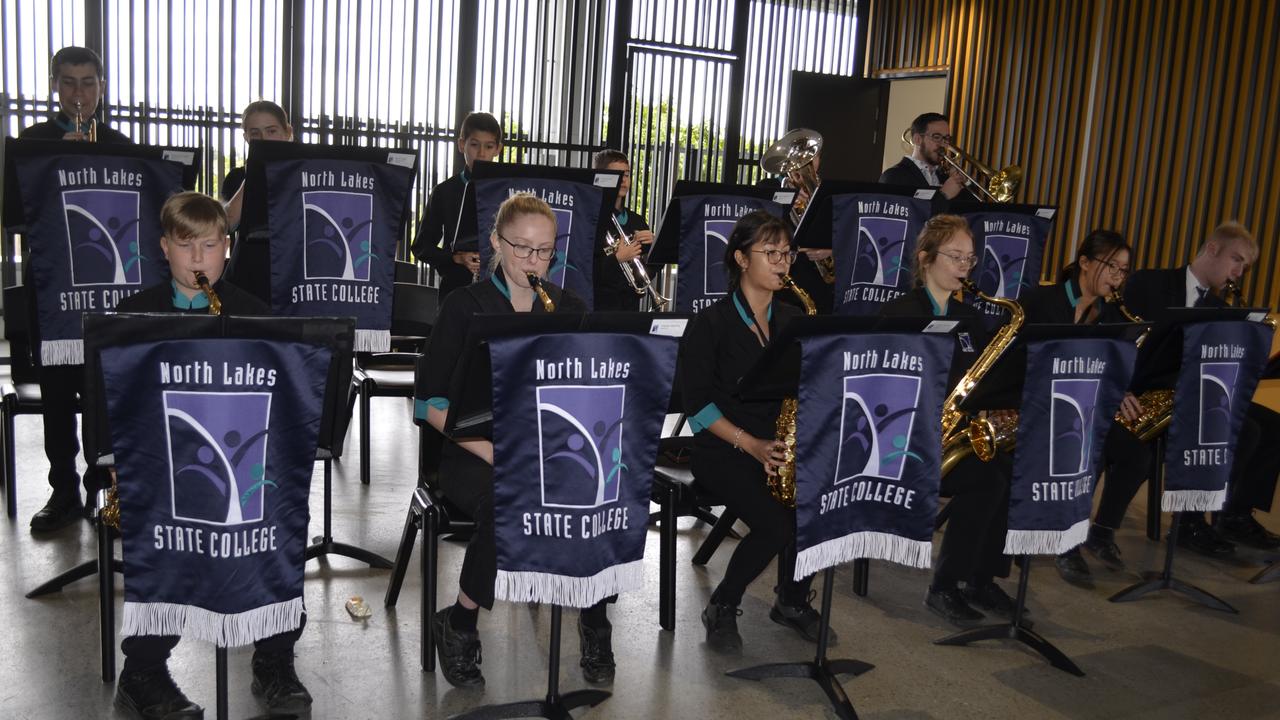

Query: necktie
[1194,286,1210,307]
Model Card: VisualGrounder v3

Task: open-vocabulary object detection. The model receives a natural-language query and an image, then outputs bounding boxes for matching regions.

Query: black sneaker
[1215,512,1280,551]
[924,587,985,627]
[432,606,484,687]
[1177,515,1235,556]
[1054,549,1093,587]
[961,581,1027,622]
[1082,524,1126,571]
[701,601,743,652]
[114,664,204,720]
[578,616,616,684]
[250,650,313,713]
[769,591,837,644]
[30,493,84,533]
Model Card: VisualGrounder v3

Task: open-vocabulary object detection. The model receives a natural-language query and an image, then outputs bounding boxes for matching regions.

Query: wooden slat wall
[867,0,1280,308]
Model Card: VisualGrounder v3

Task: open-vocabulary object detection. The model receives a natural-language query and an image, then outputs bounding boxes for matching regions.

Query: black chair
[348,281,438,485]
[383,354,476,672]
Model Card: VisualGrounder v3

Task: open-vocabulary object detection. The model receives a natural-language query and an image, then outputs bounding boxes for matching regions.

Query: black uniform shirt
[879,286,990,392]
[1020,277,1125,325]
[593,206,651,312]
[115,279,270,315]
[410,173,475,301]
[19,112,132,144]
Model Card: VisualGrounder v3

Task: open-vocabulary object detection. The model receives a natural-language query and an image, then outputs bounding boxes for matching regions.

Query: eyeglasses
[751,248,799,264]
[937,250,978,268]
[925,132,954,144]
[1090,256,1130,278]
[499,233,556,260]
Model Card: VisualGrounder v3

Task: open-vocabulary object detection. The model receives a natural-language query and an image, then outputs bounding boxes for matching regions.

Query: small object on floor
[345,595,373,620]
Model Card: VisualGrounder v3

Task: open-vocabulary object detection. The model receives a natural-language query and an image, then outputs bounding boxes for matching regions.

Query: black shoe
[432,606,484,687]
[1054,549,1094,587]
[250,650,312,713]
[1082,524,1126,571]
[1215,512,1280,551]
[769,591,838,644]
[115,664,204,720]
[1177,516,1235,556]
[30,493,84,533]
[701,601,743,652]
[578,616,616,684]
[924,587,985,627]
[960,581,1027,622]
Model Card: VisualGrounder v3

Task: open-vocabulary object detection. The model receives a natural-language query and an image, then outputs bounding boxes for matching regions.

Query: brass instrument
[1222,279,1244,307]
[603,213,669,310]
[769,274,817,507]
[1104,292,1173,440]
[527,273,556,312]
[762,129,834,283]
[901,129,1020,203]
[193,271,223,315]
[74,100,98,142]
[939,280,1024,473]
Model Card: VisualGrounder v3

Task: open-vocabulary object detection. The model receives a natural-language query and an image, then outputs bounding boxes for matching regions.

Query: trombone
[761,128,833,282]
[901,128,1019,203]
[603,213,669,310]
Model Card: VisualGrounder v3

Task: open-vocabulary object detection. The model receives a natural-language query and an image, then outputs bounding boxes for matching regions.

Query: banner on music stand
[488,332,678,606]
[961,207,1056,324]
[1163,320,1272,511]
[793,332,953,577]
[1006,338,1136,555]
[475,178,604,308]
[14,151,180,365]
[831,193,933,316]
[674,195,788,314]
[265,155,416,351]
[102,337,331,646]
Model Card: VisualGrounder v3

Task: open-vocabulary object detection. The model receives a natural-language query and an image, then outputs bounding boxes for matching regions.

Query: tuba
[761,129,834,283]
[603,214,669,310]
[903,129,1020,203]
[527,273,556,312]
[769,274,817,507]
[939,280,1024,474]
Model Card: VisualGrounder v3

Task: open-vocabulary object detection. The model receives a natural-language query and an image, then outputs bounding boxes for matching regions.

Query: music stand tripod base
[1108,512,1238,613]
[304,457,393,569]
[726,568,874,720]
[1249,560,1280,585]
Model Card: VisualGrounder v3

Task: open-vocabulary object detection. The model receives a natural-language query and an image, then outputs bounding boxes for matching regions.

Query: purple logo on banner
[834,373,923,484]
[163,391,273,526]
[851,217,909,288]
[62,189,143,286]
[1199,362,1239,446]
[536,385,626,509]
[1049,379,1099,477]
[546,208,575,288]
[977,234,1029,299]
[703,220,734,296]
[302,191,375,281]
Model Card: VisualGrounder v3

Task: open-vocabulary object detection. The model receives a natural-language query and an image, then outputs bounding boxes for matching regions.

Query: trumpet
[73,100,98,142]
[603,214,669,310]
[762,129,834,283]
[901,129,1019,203]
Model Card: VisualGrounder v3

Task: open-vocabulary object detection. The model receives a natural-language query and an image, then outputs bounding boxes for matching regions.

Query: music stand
[443,315,631,720]
[788,180,928,255]
[932,323,1143,677]
[648,180,794,266]
[1110,309,1262,612]
[731,315,963,718]
[1248,355,1280,584]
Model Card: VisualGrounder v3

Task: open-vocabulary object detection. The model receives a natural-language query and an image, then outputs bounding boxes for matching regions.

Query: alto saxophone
[770,274,817,507]
[527,273,556,312]
[939,280,1024,474]
[194,271,223,315]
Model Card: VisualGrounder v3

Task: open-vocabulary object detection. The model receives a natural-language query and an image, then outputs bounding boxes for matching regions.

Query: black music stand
[933,322,1143,677]
[731,315,964,718]
[1109,309,1263,613]
[788,180,927,256]
[648,180,796,266]
[443,314,633,720]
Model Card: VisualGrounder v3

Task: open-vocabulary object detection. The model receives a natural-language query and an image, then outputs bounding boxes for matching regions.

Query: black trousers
[121,615,305,674]
[934,452,1012,586]
[38,364,107,501]
[1093,423,1152,529]
[1225,403,1280,514]
[692,444,815,606]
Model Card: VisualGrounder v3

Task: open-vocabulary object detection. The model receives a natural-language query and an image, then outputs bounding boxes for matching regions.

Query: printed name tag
[649,318,689,337]
[923,320,959,333]
[387,153,416,168]
[162,150,195,166]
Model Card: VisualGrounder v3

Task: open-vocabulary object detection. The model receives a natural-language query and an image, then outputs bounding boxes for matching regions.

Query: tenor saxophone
[769,274,817,507]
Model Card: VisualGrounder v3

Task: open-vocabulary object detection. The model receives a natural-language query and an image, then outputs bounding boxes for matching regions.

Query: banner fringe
[794,532,932,580]
[41,339,84,366]
[494,559,644,608]
[121,597,305,648]
[355,329,390,353]
[1004,519,1089,556]
[1162,488,1227,513]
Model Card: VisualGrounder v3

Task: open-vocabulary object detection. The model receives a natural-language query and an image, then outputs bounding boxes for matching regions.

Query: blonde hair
[912,214,972,286]
[488,193,558,272]
[161,191,228,240]
[1202,221,1258,262]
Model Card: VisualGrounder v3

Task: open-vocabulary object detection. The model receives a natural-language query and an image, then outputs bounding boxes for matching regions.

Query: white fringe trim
[121,597,304,648]
[1004,518,1089,556]
[1162,487,1227,513]
[494,559,644,608]
[41,338,84,366]
[355,328,390,353]
[794,531,933,580]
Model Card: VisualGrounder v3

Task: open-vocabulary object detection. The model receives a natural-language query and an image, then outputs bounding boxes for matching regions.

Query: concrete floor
[2,388,1280,719]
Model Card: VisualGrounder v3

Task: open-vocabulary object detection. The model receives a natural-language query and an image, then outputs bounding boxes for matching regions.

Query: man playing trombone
[880,112,976,207]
